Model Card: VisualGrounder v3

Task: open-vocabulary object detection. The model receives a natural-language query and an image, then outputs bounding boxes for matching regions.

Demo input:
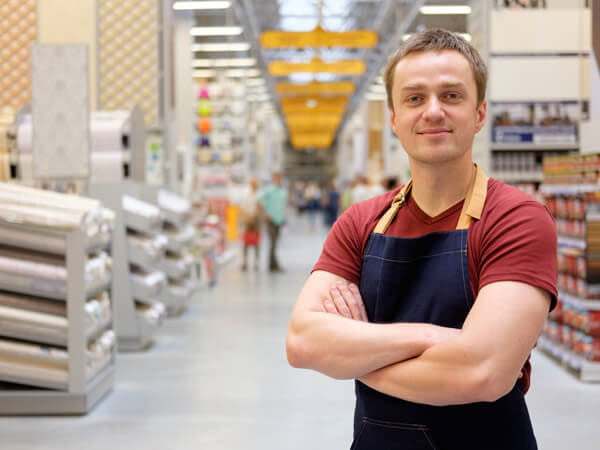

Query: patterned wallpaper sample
[0,0,37,109]
[98,0,160,126]
[31,44,90,179]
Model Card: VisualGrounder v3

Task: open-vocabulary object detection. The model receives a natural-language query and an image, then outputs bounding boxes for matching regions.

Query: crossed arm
[286,270,551,406]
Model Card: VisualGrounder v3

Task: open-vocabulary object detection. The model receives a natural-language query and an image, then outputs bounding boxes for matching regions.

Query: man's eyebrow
[399,82,467,91]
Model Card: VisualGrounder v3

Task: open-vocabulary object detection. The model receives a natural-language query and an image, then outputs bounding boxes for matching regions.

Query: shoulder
[483,178,552,220]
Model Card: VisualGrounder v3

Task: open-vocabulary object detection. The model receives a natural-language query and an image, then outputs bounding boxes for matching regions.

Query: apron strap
[373,165,488,234]
[373,180,412,234]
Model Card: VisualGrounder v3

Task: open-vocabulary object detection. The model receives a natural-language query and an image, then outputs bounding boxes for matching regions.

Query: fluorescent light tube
[191,42,251,52]
[193,58,256,67]
[190,26,243,36]
[174,1,231,10]
[366,93,386,101]
[419,5,471,15]
[193,69,217,78]
[369,84,386,93]
[226,69,261,77]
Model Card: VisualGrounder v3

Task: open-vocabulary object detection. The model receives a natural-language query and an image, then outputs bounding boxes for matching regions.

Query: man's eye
[446,93,460,100]
[407,96,421,103]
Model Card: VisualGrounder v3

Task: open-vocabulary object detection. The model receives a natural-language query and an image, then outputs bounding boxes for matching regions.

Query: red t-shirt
[313,178,558,393]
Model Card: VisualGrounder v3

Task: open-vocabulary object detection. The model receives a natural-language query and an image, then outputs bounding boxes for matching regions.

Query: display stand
[0,221,115,414]
[123,181,197,317]
[88,183,165,351]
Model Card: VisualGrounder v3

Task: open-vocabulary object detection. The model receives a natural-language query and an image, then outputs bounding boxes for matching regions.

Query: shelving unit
[485,7,590,185]
[128,184,197,317]
[0,220,115,414]
[539,153,600,381]
[88,183,166,352]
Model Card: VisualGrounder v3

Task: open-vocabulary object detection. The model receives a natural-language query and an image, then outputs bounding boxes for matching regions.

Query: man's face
[389,50,486,167]
[273,174,283,186]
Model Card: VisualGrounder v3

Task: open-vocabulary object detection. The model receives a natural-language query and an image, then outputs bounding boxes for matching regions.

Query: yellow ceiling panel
[276,81,355,96]
[261,25,377,49]
[269,57,365,76]
[290,132,334,149]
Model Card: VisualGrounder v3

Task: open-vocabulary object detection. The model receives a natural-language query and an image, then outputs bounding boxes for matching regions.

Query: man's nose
[422,97,444,121]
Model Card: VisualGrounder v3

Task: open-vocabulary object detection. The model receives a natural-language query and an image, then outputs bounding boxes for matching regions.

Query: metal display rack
[124,182,197,317]
[88,183,166,352]
[0,220,115,414]
[539,182,600,382]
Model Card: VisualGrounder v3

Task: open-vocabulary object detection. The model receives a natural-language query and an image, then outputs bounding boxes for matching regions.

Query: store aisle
[1,216,600,449]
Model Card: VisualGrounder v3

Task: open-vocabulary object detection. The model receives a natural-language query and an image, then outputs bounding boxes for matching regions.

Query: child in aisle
[240,177,260,271]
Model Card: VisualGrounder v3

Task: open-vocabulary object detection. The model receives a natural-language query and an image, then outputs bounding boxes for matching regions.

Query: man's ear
[389,107,399,137]
[474,99,487,133]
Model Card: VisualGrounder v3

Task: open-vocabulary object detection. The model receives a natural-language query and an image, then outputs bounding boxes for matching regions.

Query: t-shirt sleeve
[478,200,558,310]
[312,204,364,284]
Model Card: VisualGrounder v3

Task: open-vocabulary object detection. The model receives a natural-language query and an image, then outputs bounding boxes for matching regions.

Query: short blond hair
[383,28,488,111]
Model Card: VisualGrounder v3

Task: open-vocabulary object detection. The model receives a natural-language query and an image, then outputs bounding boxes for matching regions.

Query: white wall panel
[490,56,588,102]
[31,44,90,179]
[490,9,590,54]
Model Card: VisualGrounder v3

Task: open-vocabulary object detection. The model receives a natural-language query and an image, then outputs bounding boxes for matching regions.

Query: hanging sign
[269,57,365,76]
[276,81,355,96]
[261,25,378,49]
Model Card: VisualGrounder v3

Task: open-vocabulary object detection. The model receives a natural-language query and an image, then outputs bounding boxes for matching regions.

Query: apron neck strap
[373,164,488,235]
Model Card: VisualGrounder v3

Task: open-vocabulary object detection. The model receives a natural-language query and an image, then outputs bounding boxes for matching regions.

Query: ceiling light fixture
[369,84,386,93]
[419,5,472,15]
[193,69,217,78]
[306,99,318,108]
[190,26,243,36]
[226,68,261,77]
[366,93,386,101]
[191,42,251,52]
[193,58,256,67]
[174,1,231,10]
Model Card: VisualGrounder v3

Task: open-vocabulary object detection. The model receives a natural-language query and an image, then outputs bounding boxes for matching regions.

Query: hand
[323,282,368,322]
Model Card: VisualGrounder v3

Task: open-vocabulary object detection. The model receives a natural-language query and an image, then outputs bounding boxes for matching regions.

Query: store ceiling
[186,0,469,149]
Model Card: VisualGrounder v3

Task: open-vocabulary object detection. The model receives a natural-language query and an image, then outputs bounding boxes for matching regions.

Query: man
[286,29,556,450]
[257,172,287,272]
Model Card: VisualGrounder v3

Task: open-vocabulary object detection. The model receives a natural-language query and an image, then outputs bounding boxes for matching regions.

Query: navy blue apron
[352,166,537,450]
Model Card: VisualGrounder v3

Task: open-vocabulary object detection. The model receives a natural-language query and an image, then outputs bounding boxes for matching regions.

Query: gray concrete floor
[1,215,599,449]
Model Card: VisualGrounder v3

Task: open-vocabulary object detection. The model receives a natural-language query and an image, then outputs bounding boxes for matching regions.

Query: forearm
[287,311,444,380]
[359,335,510,406]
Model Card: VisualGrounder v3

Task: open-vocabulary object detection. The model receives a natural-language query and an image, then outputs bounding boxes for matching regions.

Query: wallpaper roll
[17,119,33,154]
[0,153,10,182]
[90,119,124,153]
[90,152,123,183]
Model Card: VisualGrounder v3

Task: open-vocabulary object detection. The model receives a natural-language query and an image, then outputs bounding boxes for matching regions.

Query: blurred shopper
[321,182,340,228]
[240,177,260,271]
[304,181,322,230]
[257,172,287,272]
[351,175,370,204]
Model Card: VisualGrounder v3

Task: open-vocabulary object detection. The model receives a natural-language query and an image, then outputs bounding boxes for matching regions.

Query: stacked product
[0,108,14,182]
[538,154,600,381]
[157,189,196,316]
[122,194,168,333]
[0,182,116,413]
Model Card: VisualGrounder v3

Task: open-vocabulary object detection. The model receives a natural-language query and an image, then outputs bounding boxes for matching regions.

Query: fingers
[348,283,368,322]
[329,285,353,319]
[327,282,368,322]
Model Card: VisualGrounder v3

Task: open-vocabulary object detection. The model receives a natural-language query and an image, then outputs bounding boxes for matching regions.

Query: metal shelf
[0,363,115,415]
[558,291,600,311]
[491,143,578,151]
[537,336,600,382]
[539,184,600,196]
[557,235,586,250]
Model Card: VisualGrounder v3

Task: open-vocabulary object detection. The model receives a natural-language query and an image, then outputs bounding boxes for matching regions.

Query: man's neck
[409,159,474,218]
